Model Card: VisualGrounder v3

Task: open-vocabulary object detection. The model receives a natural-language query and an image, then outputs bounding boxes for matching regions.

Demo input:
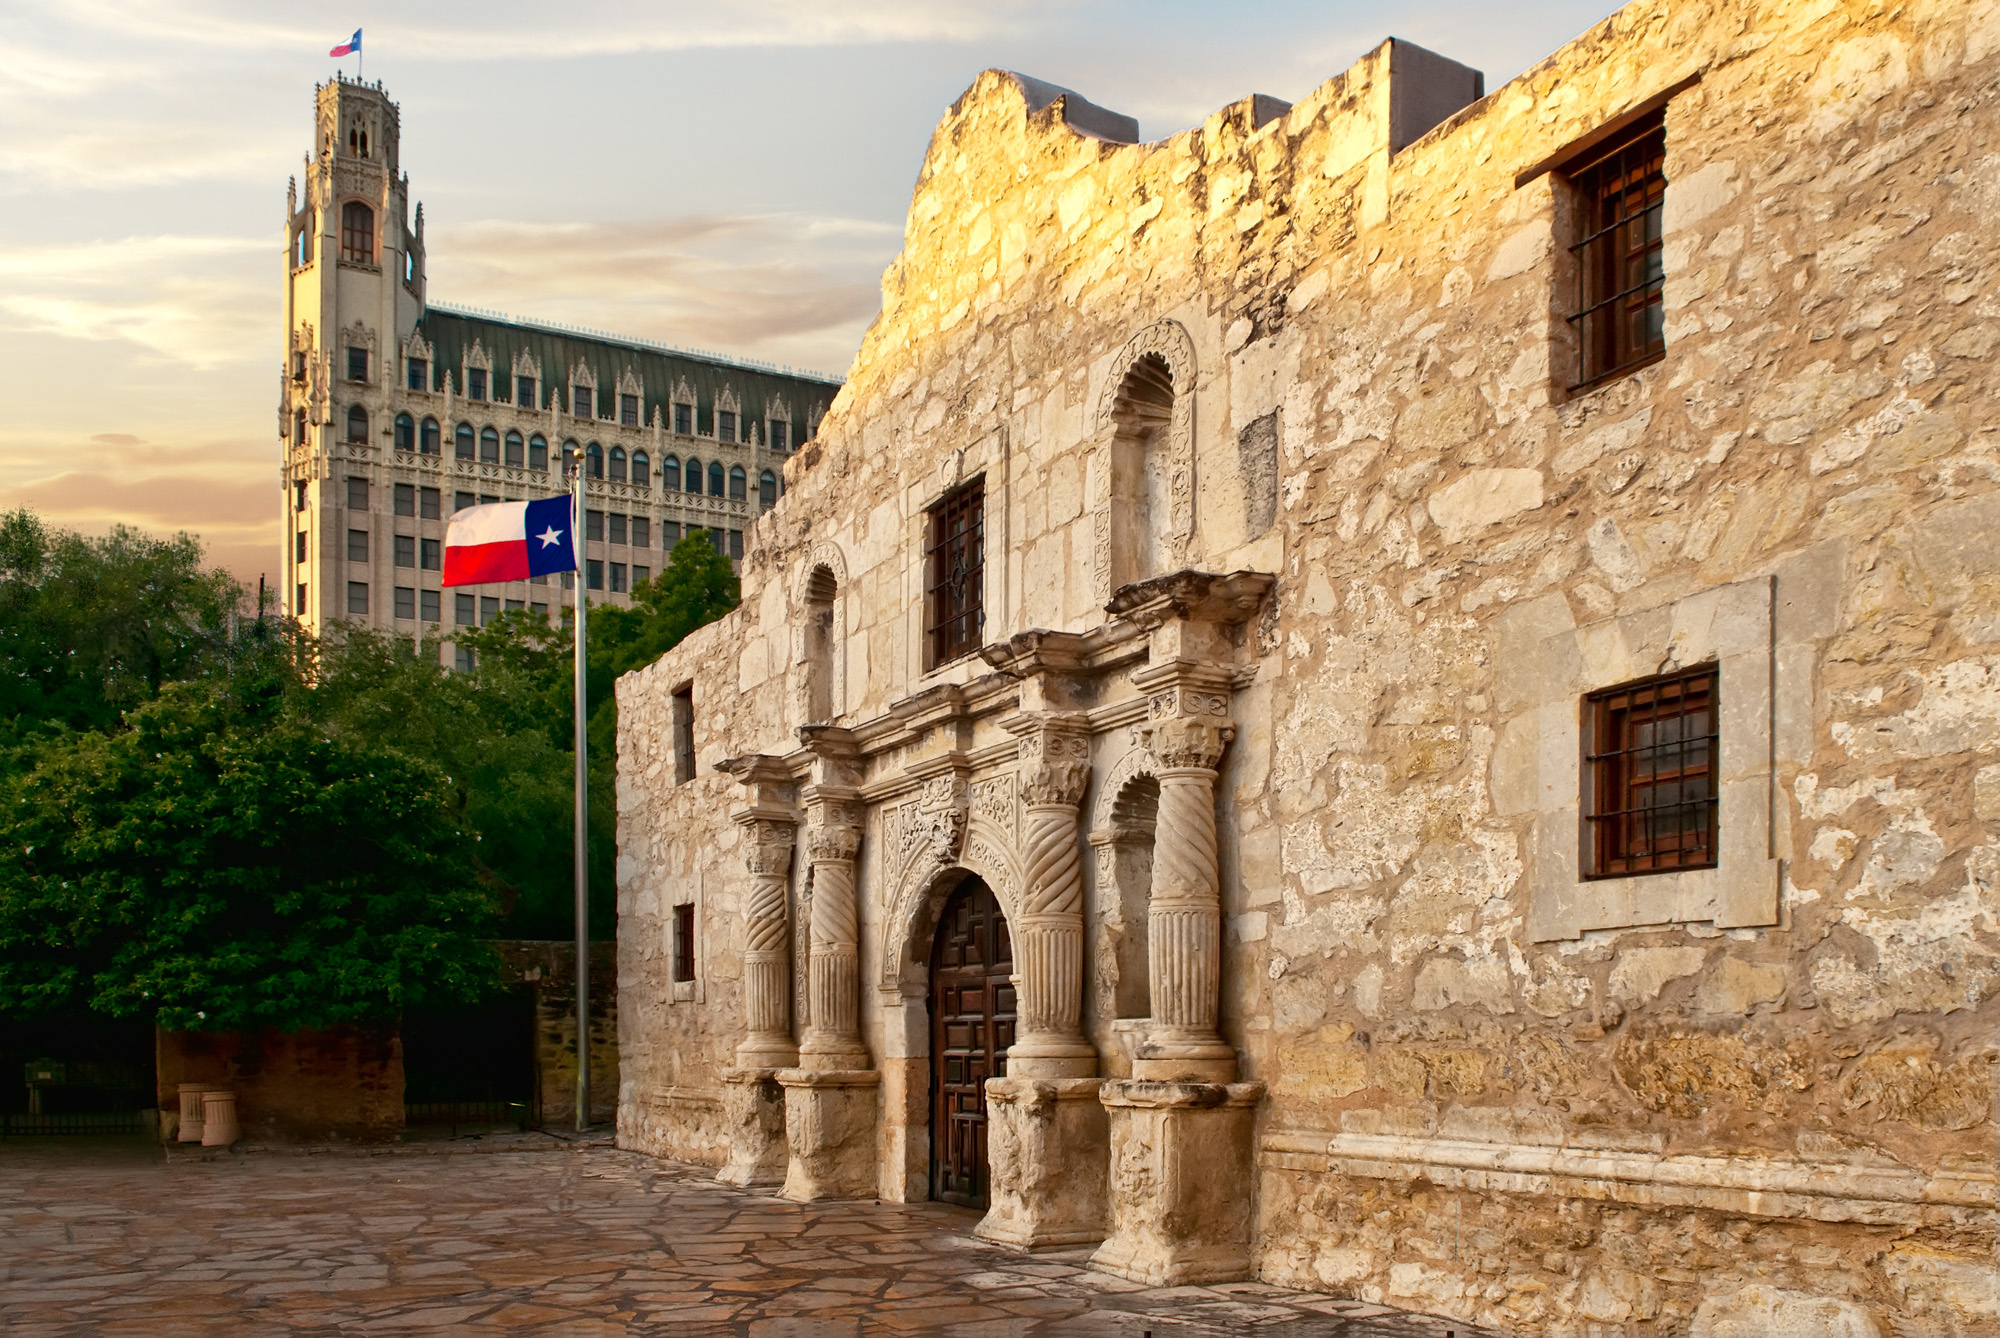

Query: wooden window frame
[924,477,985,671]
[672,903,696,983]
[339,201,375,265]
[1582,665,1719,879]
[1563,110,1667,391]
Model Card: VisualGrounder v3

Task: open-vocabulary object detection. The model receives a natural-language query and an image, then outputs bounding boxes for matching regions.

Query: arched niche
[1089,748,1162,1022]
[1092,319,1197,601]
[791,541,849,725]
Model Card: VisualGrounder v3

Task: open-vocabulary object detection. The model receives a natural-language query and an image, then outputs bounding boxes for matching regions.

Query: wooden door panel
[928,877,1013,1208]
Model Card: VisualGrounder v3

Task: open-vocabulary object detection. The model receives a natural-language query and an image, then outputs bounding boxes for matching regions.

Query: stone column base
[975,1077,1109,1251]
[1090,1079,1263,1286]
[775,1067,881,1202]
[716,1067,789,1188]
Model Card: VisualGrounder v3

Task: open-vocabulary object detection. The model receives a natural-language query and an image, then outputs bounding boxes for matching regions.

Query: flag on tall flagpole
[442,498,578,586]
[329,29,362,57]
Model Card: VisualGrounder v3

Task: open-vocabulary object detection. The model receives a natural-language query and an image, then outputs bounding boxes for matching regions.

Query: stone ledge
[1261,1129,1997,1223]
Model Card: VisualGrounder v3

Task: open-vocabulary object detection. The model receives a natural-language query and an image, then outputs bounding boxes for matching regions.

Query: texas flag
[329,29,362,57]
[443,497,578,587]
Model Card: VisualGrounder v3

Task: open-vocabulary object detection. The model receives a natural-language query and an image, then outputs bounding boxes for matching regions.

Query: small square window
[479,595,499,625]
[1583,666,1719,879]
[419,486,440,520]
[393,586,416,620]
[631,516,650,548]
[673,403,692,435]
[586,559,604,591]
[673,903,696,982]
[347,529,368,562]
[394,482,415,516]
[420,538,440,571]
[455,592,475,625]
[346,581,368,615]
[608,513,627,546]
[393,534,415,568]
[620,393,639,427]
[468,367,488,401]
[346,477,369,510]
[346,346,368,382]
[610,562,628,594]
[420,589,440,622]
[632,565,650,587]
[455,491,475,512]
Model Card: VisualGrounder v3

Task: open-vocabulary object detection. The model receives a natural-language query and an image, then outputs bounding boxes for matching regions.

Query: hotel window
[506,598,524,611]
[479,493,499,506]
[673,903,696,983]
[407,357,428,391]
[346,346,368,382]
[479,426,499,463]
[420,589,440,622]
[516,375,537,408]
[609,446,627,483]
[574,386,594,420]
[480,595,499,625]
[631,516,650,548]
[674,403,692,435]
[468,367,488,401]
[770,419,788,452]
[455,592,475,625]
[759,469,777,509]
[717,410,736,443]
[394,482,415,517]
[671,683,694,784]
[632,450,650,488]
[620,393,639,427]
[346,405,368,443]
[296,583,307,615]
[708,528,725,557]
[420,486,440,519]
[608,513,627,545]
[1565,109,1667,391]
[339,201,374,264]
[707,461,724,495]
[420,417,441,454]
[504,429,524,468]
[610,562,628,594]
[347,529,369,562]
[295,479,308,512]
[530,601,547,617]
[1583,666,1719,878]
[394,534,415,568]
[587,443,603,479]
[346,581,369,615]
[728,465,746,501]
[587,559,604,590]
[924,477,984,670]
[455,646,475,672]
[728,530,743,560]
[345,477,369,510]
[420,538,440,571]
[586,509,604,542]
[294,409,307,445]
[455,491,475,512]
[394,586,416,620]
[663,520,682,546]
[529,434,549,471]
[295,530,308,564]
[394,413,415,451]
[682,456,701,493]
[633,565,649,587]
[661,455,681,491]
[454,423,474,460]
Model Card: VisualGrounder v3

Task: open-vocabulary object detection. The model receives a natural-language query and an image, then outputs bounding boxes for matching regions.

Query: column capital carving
[1141,714,1234,772]
[804,797,864,864]
[796,723,862,789]
[739,817,798,875]
[1006,710,1092,808]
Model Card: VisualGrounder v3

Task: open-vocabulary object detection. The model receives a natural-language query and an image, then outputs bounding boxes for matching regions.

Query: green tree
[0,674,496,1031]
[0,508,247,737]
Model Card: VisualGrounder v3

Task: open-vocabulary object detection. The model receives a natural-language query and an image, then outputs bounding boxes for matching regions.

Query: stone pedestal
[975,1077,1109,1250]
[1090,1079,1263,1286]
[716,1067,789,1187]
[776,1067,881,1202]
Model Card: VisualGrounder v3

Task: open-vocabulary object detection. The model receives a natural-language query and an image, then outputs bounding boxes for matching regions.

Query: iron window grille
[924,477,985,671]
[1564,110,1666,391]
[1582,665,1719,879]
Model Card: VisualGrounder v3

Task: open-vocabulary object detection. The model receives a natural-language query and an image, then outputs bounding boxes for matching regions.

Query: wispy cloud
[0,235,269,369]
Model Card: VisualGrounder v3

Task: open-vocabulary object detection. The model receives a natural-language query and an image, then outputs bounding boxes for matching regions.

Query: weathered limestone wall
[619,0,2000,1329]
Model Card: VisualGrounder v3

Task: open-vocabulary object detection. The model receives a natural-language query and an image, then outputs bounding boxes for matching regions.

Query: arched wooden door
[928,876,1013,1208]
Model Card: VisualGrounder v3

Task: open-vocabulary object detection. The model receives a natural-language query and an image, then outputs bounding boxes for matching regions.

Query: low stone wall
[497,941,619,1127]
[156,1024,403,1143]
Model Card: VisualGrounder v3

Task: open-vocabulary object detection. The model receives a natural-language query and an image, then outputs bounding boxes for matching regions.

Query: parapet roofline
[1004,73,1139,144]
[420,302,847,386]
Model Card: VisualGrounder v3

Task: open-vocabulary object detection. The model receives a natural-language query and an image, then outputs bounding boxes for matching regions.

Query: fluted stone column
[779,727,879,1202]
[716,755,799,1188]
[977,710,1107,1251]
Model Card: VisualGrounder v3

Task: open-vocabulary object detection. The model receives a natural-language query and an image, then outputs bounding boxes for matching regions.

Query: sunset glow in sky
[0,0,1624,581]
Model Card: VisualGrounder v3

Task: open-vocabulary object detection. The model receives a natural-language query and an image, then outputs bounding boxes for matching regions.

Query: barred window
[924,477,984,670]
[1583,665,1718,878]
[1566,110,1666,391]
[673,903,696,982]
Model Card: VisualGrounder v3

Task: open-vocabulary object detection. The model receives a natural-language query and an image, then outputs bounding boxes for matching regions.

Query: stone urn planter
[176,1083,224,1143]
[198,1089,239,1147]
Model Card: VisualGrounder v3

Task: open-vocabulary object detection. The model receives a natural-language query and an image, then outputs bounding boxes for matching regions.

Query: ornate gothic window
[681,456,699,492]
[608,446,627,482]
[758,469,777,509]
[504,429,524,468]
[707,461,724,496]
[420,417,441,455]
[631,451,650,488]
[454,423,474,461]
[479,426,499,463]
[663,455,682,491]
[529,434,549,471]
[345,404,368,443]
[394,413,414,451]
[587,442,604,479]
[339,201,375,264]
[674,402,693,435]
[728,465,746,501]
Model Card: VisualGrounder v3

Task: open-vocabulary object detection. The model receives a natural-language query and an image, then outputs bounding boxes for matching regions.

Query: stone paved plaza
[0,1138,1483,1336]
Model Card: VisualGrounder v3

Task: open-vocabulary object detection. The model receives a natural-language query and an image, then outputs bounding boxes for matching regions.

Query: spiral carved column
[798,803,867,1069]
[1009,713,1096,1078]
[1136,710,1236,1082]
[736,817,798,1069]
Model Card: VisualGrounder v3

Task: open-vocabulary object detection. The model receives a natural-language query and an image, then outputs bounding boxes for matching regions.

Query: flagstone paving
[0,1136,1488,1336]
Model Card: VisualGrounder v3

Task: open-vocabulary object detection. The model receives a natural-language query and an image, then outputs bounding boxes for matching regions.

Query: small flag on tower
[443,498,578,587]
[329,29,362,57]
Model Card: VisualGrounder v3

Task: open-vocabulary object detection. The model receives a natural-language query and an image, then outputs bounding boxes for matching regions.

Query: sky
[0,0,1626,583]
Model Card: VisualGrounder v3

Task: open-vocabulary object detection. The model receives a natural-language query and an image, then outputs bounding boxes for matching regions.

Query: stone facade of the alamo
[613,0,2000,1330]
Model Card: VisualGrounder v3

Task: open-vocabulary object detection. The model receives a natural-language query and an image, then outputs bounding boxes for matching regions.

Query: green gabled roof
[415,304,843,440]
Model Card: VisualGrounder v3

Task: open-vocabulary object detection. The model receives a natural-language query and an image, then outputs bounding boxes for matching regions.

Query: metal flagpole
[571,443,590,1132]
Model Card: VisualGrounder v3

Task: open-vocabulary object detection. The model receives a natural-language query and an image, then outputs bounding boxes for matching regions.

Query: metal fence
[0,1109,152,1137]
[403,1099,534,1136]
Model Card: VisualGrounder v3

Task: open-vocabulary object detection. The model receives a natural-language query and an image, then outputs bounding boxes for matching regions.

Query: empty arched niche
[801,563,838,724]
[1107,353,1176,588]
[1093,773,1159,1021]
